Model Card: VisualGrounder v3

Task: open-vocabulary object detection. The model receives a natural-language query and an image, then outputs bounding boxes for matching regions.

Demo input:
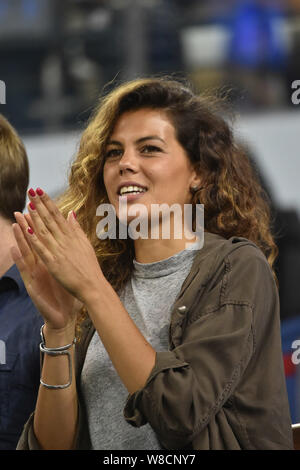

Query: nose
[118,147,138,175]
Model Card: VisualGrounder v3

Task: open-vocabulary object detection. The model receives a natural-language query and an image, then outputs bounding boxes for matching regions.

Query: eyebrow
[107,135,166,146]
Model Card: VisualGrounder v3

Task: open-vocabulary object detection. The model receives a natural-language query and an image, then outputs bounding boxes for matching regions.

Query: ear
[189,171,202,190]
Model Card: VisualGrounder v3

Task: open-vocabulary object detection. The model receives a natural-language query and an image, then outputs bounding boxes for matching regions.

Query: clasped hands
[11,187,105,328]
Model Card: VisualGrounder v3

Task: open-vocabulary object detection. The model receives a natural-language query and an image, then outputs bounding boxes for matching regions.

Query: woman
[13,77,293,450]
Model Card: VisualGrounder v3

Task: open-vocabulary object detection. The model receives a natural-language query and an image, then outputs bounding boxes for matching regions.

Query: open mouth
[118,185,148,196]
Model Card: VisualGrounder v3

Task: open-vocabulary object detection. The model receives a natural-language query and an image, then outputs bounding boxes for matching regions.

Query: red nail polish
[27,227,34,235]
[36,188,44,196]
[29,202,35,211]
[28,188,36,197]
[72,210,77,219]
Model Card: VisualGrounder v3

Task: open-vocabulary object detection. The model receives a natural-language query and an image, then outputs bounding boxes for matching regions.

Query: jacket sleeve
[16,400,87,450]
[123,246,273,449]
[16,412,40,450]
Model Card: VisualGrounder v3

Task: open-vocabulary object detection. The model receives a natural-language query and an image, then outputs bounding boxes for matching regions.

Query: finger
[24,224,57,269]
[10,244,28,279]
[14,211,33,234]
[21,213,51,270]
[13,212,37,264]
[14,211,54,266]
[67,210,82,233]
[27,198,60,253]
[67,210,76,224]
[28,188,70,240]
[10,243,22,265]
[11,224,34,282]
[67,210,88,244]
[24,212,34,229]
[12,221,33,260]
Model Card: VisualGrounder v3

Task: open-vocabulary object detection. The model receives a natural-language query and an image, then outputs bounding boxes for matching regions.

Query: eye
[141,145,162,154]
[105,148,123,159]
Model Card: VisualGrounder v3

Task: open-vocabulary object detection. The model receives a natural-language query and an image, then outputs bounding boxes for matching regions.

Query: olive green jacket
[17,232,294,450]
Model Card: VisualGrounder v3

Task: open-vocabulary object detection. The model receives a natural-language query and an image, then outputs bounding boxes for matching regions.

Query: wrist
[80,275,107,309]
[43,322,76,348]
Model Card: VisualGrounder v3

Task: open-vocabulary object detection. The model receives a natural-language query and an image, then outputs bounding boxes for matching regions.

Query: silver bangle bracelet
[40,324,77,350]
[39,324,76,390]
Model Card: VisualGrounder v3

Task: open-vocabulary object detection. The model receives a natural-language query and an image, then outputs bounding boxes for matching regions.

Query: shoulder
[200,231,266,262]
[190,232,277,309]
[192,232,271,281]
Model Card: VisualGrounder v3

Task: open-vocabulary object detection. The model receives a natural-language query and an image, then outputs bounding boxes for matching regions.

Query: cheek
[103,166,112,195]
[160,167,188,190]
[147,164,173,186]
[103,163,109,182]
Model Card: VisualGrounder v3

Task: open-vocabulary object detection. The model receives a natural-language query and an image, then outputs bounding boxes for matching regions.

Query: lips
[117,182,148,195]
[118,191,146,202]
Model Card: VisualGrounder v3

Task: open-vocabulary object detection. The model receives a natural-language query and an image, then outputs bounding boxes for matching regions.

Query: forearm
[85,279,156,395]
[33,324,78,450]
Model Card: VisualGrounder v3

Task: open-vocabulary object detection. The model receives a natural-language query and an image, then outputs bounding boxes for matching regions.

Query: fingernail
[27,227,34,235]
[36,188,44,196]
[28,188,36,197]
[72,210,77,219]
[29,202,35,211]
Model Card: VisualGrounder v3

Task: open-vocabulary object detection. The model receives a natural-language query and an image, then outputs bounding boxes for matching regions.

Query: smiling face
[103,108,201,226]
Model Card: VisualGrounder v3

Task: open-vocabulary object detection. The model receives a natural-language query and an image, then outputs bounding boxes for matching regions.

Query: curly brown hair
[56,77,278,336]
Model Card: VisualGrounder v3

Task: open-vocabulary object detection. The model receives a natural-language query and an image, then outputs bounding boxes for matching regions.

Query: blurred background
[0,0,300,422]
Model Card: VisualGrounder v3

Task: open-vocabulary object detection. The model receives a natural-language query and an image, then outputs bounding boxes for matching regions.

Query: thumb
[67,210,83,234]
[10,245,29,284]
[10,245,22,265]
[67,210,77,225]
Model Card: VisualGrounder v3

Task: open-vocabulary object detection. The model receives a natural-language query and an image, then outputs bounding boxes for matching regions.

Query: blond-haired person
[14,78,293,450]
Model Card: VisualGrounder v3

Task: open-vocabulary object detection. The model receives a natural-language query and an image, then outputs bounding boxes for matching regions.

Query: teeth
[120,185,147,195]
